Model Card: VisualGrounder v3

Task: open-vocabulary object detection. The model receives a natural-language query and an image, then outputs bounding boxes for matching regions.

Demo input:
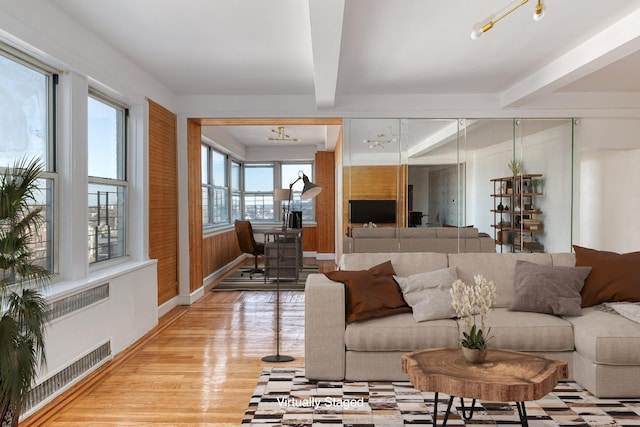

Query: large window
[202,145,229,227]
[0,45,56,274]
[281,163,315,222]
[87,92,127,264]
[243,163,274,221]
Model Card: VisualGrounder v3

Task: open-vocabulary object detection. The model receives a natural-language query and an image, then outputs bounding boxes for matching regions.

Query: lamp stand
[262,230,294,363]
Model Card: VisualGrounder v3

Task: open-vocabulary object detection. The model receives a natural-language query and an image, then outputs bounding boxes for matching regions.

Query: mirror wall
[342,118,575,255]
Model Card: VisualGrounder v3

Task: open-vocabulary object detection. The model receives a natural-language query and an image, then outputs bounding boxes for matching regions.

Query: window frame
[0,43,58,275]
[87,90,129,265]
[202,144,230,230]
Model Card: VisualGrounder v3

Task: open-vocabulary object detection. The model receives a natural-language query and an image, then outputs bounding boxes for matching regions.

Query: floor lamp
[262,171,322,363]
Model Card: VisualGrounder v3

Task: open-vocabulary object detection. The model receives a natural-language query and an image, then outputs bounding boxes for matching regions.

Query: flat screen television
[349,199,396,224]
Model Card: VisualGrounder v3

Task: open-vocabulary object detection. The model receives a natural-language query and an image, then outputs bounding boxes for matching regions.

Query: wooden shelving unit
[490,174,544,253]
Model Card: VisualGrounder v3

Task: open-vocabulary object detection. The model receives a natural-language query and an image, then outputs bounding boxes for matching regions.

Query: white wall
[466,120,574,253]
[577,119,640,252]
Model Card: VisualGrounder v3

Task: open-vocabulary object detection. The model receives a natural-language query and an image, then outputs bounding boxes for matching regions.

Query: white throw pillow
[394,267,458,322]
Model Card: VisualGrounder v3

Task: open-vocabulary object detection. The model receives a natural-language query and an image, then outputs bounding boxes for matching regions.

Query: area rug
[242,367,640,426]
[212,265,319,291]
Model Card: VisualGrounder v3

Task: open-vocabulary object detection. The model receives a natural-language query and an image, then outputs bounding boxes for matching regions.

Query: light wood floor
[23,259,336,426]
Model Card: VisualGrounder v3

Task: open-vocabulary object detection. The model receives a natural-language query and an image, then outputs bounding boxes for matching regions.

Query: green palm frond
[1,157,50,414]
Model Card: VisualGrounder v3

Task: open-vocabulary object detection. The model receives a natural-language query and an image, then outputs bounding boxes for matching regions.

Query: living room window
[281,162,315,222]
[201,145,229,228]
[243,163,275,221]
[0,44,57,275]
[87,91,127,264]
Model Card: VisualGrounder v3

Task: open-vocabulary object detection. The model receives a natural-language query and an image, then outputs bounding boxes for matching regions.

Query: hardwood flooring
[23,259,336,426]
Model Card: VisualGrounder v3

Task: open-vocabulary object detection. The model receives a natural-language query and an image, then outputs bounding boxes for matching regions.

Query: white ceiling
[48,0,640,152]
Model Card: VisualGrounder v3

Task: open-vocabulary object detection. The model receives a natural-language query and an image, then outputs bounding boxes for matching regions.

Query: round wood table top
[402,347,568,402]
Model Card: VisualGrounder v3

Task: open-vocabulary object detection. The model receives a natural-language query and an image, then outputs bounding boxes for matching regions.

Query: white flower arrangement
[450,275,497,350]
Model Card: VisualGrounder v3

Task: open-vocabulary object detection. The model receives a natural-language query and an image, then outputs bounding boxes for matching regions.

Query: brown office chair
[234,220,265,278]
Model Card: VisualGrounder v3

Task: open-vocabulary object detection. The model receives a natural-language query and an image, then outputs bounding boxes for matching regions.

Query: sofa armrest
[305,273,346,380]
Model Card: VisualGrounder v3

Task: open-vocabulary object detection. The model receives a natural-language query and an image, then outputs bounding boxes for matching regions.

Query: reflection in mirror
[343,119,404,239]
[343,117,574,256]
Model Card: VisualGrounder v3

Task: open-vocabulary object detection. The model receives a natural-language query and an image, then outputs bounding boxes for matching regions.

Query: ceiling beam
[309,0,345,109]
[501,7,640,107]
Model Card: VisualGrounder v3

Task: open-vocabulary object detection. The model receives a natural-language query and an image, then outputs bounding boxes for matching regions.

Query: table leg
[515,402,529,427]
[432,394,477,427]
[459,397,477,420]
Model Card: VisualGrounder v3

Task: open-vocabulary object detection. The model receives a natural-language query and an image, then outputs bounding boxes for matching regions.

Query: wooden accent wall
[148,99,179,306]
[187,119,204,293]
[315,151,336,254]
[202,229,242,278]
[342,165,407,236]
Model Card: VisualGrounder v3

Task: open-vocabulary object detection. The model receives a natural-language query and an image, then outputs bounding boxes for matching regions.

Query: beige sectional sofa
[343,227,495,254]
[305,252,640,398]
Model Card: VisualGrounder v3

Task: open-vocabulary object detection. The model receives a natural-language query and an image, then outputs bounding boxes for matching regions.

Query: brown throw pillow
[508,260,591,316]
[574,245,640,307]
[325,260,411,323]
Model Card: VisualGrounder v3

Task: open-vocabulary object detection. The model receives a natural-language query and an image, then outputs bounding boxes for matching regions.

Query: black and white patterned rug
[242,367,640,426]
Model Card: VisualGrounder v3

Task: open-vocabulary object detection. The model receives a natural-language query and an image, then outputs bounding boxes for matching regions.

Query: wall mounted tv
[349,199,397,224]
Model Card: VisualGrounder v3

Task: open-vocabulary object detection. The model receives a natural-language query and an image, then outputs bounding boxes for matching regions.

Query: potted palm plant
[1,158,51,427]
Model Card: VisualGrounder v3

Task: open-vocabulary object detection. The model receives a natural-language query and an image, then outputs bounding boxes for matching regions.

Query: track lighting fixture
[471,0,546,39]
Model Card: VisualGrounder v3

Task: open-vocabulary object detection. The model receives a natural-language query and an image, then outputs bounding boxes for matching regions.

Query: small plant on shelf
[507,159,522,176]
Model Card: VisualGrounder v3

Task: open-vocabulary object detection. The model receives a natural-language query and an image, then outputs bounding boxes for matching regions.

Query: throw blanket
[597,302,640,324]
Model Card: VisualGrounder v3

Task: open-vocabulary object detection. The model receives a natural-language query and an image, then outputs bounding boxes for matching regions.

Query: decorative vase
[462,347,488,364]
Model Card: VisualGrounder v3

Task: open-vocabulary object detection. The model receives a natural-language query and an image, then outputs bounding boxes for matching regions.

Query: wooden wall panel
[202,229,242,278]
[187,119,204,293]
[315,151,335,253]
[342,165,407,236]
[148,99,179,306]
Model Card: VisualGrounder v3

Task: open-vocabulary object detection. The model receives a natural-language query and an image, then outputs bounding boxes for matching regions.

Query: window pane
[245,164,273,192]
[88,183,126,263]
[201,145,209,183]
[0,53,51,168]
[213,187,229,223]
[88,96,125,179]
[212,151,226,186]
[202,186,210,225]
[243,194,274,221]
[231,161,241,191]
[281,163,312,190]
[282,163,314,221]
[231,193,242,221]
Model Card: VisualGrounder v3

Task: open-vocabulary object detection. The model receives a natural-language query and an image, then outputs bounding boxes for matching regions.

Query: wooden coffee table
[402,348,568,427]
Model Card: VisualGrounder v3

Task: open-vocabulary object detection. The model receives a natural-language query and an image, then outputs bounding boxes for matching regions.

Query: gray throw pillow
[394,267,458,322]
[509,260,592,316]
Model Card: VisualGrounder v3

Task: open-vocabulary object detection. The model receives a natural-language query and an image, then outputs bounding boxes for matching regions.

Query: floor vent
[48,282,110,321]
[25,341,112,412]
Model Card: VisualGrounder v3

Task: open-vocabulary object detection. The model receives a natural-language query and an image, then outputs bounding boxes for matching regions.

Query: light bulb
[471,29,483,39]
[533,3,546,21]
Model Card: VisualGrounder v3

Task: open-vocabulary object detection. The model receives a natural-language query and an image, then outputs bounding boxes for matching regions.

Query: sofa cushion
[471,308,574,352]
[325,260,411,323]
[341,252,449,277]
[397,228,437,238]
[436,227,478,239]
[351,227,396,238]
[448,253,553,307]
[345,313,459,351]
[563,307,640,365]
[509,260,591,316]
[394,267,458,322]
[573,245,640,307]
